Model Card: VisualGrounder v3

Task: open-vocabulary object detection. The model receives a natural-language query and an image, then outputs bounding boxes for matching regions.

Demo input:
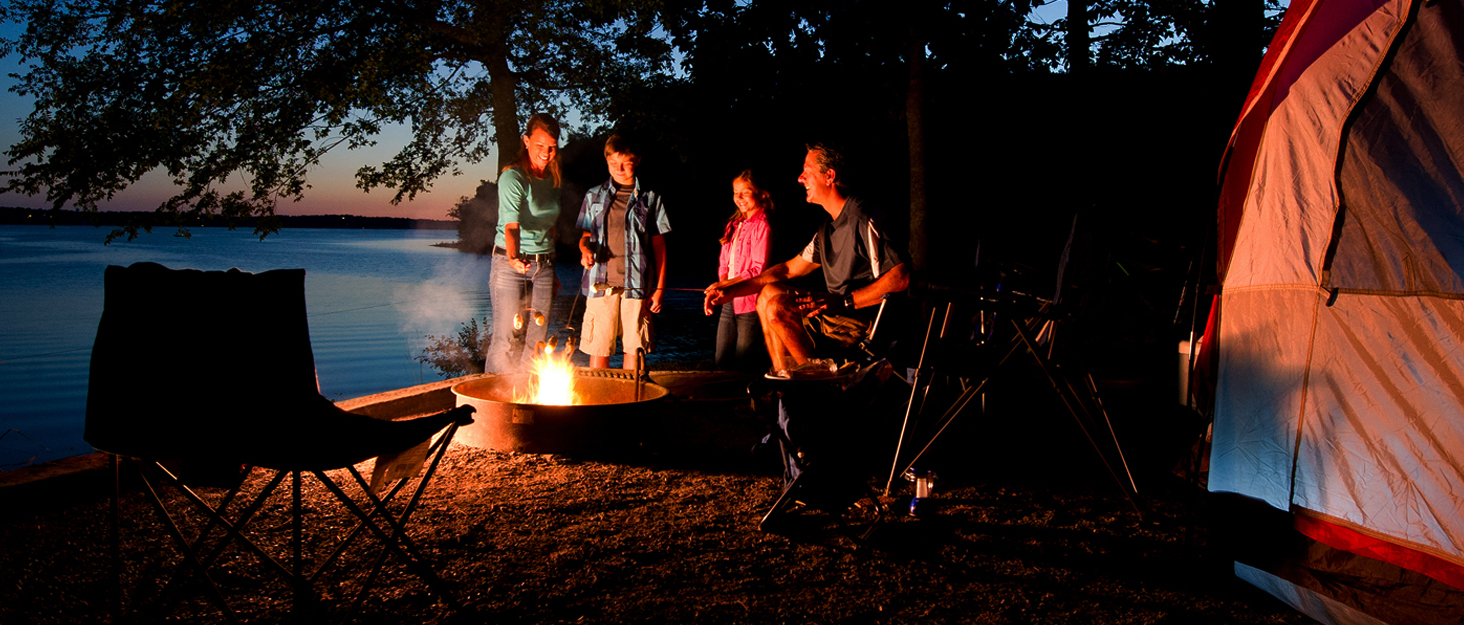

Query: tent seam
[1219,284,1328,295]
[1288,289,1325,508]
[1224,283,1464,300]
[1330,287,1464,300]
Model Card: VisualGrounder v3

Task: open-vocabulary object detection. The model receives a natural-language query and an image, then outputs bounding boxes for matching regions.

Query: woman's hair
[503,113,562,187]
[720,169,774,245]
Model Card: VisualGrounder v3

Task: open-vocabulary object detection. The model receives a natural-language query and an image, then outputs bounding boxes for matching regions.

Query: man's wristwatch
[842,294,856,311]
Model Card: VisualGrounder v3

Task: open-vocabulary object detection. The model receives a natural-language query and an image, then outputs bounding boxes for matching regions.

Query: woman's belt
[493,246,554,262]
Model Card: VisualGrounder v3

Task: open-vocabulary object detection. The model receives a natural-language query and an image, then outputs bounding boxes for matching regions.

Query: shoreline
[0,207,457,230]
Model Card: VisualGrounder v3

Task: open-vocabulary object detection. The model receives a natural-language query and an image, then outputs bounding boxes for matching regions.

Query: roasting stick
[591,282,706,293]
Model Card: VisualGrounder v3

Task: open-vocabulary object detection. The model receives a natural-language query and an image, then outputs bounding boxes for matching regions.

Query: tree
[417,316,489,377]
[1047,0,1282,72]
[0,0,671,239]
[448,179,498,254]
[654,0,1050,273]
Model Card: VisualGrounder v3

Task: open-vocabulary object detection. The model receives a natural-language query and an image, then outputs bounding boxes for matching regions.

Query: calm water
[0,225,714,469]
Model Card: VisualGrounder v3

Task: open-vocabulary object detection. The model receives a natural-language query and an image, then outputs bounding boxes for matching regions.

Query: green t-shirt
[493,167,560,255]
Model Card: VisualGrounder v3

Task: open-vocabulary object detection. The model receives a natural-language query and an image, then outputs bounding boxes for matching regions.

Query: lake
[0,225,715,469]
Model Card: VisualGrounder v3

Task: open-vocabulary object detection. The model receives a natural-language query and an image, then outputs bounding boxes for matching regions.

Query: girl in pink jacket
[710,170,773,371]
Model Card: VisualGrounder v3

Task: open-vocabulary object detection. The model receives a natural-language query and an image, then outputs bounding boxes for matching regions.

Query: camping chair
[749,290,915,535]
[85,262,475,623]
[881,222,1139,512]
[751,362,897,537]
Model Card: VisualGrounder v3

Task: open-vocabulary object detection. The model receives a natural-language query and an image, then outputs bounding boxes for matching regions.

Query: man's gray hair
[806,142,850,189]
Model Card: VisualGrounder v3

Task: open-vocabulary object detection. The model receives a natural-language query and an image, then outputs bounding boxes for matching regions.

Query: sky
[0,22,492,221]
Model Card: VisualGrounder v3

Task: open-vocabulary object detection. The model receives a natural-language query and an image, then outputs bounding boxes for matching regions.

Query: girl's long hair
[720,169,774,245]
[502,113,562,187]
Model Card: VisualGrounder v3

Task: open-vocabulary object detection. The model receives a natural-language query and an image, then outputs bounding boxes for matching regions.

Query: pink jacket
[717,212,771,315]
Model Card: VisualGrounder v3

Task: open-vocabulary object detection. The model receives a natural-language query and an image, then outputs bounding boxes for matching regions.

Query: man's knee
[756,283,793,319]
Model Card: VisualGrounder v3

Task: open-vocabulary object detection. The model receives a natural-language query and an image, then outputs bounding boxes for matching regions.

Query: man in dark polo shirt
[705,143,910,375]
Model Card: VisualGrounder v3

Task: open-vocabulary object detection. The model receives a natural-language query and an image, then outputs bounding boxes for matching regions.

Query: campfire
[515,338,579,405]
[450,337,671,453]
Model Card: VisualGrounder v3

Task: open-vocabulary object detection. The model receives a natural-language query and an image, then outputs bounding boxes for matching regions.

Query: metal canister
[904,467,938,516]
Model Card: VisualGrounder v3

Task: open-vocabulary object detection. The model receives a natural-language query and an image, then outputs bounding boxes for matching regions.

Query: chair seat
[216,401,475,472]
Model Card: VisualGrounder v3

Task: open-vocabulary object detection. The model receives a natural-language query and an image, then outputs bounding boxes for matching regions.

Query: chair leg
[852,485,890,541]
[148,464,293,579]
[312,472,459,609]
[108,454,121,623]
[758,472,809,532]
[135,465,242,625]
[310,423,457,585]
[309,466,417,583]
[344,425,463,616]
[291,470,317,621]
[153,468,291,602]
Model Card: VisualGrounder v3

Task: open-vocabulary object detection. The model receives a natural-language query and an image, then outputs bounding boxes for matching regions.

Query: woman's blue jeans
[487,256,555,373]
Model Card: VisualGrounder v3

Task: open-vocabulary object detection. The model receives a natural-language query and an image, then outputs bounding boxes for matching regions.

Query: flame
[513,341,578,405]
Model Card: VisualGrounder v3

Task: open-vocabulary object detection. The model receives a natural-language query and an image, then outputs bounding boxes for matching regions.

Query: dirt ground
[0,373,1310,625]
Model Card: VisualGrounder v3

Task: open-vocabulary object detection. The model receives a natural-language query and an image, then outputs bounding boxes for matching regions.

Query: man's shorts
[802,304,874,353]
[580,289,653,357]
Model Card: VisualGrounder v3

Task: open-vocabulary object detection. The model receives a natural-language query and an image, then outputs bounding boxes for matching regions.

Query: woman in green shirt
[487,113,562,373]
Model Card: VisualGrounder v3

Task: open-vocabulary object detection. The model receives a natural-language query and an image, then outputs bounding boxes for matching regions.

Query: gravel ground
[0,374,1309,625]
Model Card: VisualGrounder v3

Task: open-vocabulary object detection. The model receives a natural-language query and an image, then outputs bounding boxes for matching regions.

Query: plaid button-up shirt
[577,178,672,299]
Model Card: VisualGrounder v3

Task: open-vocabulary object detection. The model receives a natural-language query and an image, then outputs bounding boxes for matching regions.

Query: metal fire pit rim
[449,372,670,408]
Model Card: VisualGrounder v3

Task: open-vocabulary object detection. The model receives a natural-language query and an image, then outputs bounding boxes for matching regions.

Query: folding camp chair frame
[104,420,466,624]
[881,290,1141,515]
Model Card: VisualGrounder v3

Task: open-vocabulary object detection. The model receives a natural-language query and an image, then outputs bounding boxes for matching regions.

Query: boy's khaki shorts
[580,289,653,357]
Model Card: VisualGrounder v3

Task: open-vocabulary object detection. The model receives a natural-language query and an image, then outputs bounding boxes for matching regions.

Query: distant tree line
[0,206,453,233]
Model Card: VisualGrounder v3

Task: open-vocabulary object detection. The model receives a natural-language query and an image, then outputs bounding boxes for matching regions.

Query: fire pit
[451,370,670,453]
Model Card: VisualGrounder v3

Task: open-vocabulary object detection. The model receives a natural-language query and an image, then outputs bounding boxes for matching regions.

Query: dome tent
[1209,0,1464,621]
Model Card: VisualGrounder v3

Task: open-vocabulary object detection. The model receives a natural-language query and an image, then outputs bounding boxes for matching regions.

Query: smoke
[394,253,493,353]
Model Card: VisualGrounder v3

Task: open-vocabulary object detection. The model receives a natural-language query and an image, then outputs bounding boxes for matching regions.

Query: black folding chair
[881,221,1139,512]
[749,358,903,538]
[85,262,474,623]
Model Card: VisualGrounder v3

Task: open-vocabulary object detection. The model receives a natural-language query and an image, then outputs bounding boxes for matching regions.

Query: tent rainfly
[1209,0,1464,621]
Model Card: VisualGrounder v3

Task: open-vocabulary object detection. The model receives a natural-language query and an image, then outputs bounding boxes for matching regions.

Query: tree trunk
[1207,0,1265,105]
[906,24,928,273]
[1067,0,1089,74]
[485,47,521,171]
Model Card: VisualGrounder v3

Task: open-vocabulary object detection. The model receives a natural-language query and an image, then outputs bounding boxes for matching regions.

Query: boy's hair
[806,141,849,190]
[604,133,638,158]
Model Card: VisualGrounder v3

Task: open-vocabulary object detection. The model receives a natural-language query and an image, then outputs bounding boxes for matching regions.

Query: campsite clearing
[0,434,1307,623]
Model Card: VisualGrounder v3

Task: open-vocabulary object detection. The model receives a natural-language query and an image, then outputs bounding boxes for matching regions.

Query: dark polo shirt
[799,196,907,296]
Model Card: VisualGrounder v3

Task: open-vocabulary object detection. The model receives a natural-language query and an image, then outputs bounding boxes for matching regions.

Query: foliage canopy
[0,0,669,238]
[0,0,1276,245]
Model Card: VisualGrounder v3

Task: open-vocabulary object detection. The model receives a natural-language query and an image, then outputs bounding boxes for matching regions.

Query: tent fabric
[1209,0,1464,603]
[1219,0,1406,289]
[1297,513,1464,591]
[1333,0,1464,294]
[1217,0,1399,279]
[1234,562,1391,625]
